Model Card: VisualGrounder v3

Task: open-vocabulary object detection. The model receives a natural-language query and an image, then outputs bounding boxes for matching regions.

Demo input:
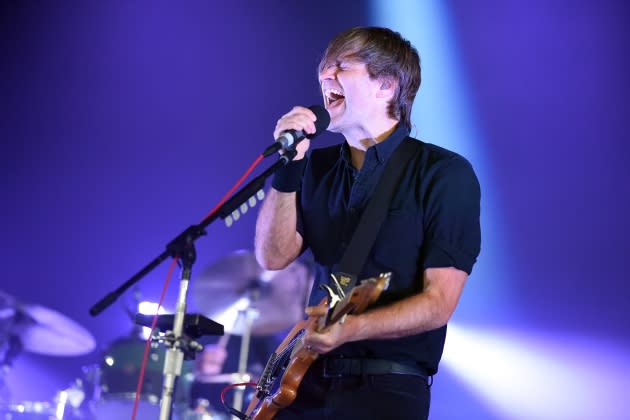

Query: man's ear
[376,77,396,99]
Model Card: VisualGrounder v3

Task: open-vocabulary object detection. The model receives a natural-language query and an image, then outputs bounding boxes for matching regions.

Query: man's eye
[338,61,354,70]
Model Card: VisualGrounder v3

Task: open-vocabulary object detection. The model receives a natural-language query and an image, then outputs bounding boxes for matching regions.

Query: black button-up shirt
[272,124,481,374]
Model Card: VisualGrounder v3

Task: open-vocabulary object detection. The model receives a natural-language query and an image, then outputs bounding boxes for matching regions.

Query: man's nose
[319,66,337,82]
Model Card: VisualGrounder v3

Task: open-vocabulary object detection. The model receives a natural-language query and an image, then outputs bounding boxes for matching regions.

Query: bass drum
[90,337,193,420]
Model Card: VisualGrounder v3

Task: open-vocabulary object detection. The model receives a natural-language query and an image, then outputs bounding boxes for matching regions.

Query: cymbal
[1,291,96,356]
[19,304,96,356]
[191,250,312,336]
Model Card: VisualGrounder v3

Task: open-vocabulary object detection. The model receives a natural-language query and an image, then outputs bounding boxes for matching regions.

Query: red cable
[201,154,265,223]
[220,381,258,417]
[130,154,265,419]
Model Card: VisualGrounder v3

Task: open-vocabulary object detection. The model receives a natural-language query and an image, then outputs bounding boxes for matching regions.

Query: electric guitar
[245,272,391,420]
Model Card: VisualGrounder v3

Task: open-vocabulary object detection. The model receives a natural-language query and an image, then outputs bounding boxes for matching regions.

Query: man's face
[318,56,383,135]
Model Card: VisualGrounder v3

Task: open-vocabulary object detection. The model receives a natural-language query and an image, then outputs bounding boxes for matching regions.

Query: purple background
[2,1,629,418]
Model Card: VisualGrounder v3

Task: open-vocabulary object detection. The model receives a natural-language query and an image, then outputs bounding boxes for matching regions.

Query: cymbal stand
[232,305,258,416]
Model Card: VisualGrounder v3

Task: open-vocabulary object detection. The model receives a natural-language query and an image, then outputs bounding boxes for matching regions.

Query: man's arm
[303,266,467,353]
[255,106,317,270]
[254,188,303,270]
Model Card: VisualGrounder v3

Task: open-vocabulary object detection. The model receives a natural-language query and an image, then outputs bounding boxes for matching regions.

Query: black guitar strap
[334,137,420,294]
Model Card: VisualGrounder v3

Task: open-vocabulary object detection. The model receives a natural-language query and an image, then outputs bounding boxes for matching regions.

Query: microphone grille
[307,105,331,138]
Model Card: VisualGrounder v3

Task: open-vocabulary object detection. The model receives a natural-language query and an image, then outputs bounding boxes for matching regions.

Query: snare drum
[91,337,192,419]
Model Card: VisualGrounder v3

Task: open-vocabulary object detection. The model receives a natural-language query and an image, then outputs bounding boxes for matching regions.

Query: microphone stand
[158,234,195,420]
[89,150,297,420]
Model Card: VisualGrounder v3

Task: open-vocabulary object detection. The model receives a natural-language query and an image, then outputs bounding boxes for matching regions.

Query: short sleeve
[421,157,481,274]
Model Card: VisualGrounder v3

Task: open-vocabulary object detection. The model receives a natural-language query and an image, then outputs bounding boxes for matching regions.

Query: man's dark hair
[318,27,421,130]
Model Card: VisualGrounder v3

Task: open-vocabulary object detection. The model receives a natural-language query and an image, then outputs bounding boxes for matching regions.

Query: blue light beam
[370,0,510,322]
[444,324,630,420]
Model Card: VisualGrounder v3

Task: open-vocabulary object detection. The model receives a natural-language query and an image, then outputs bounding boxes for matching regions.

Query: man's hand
[273,106,317,160]
[301,305,359,354]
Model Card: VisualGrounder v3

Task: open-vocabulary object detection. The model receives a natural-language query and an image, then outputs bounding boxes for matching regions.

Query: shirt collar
[340,123,410,164]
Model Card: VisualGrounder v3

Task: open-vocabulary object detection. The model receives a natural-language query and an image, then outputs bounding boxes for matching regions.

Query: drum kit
[0,251,312,419]
[0,291,95,419]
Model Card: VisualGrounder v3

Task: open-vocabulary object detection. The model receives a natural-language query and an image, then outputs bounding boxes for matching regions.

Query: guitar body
[245,273,390,420]
[245,315,320,420]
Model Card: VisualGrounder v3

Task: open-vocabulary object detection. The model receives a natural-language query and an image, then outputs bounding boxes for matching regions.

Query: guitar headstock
[325,272,391,326]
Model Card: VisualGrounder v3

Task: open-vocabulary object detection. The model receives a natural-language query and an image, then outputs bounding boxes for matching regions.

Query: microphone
[262,105,331,157]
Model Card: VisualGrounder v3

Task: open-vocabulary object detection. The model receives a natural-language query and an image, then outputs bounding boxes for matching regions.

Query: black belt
[317,357,428,380]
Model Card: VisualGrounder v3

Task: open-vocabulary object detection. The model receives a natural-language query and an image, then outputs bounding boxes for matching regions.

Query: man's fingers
[273,107,317,138]
[305,305,328,317]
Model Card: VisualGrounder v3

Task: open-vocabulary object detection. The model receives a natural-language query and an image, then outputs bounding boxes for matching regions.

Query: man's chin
[326,123,342,134]
[326,113,344,133]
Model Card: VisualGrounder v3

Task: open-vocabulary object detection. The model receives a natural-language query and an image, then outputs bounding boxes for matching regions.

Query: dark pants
[274,363,431,420]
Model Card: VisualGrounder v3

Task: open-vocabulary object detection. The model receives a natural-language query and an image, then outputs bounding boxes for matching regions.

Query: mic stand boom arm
[88,150,296,318]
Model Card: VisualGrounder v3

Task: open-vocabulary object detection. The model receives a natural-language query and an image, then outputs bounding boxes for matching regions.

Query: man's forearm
[351,267,467,340]
[255,188,303,269]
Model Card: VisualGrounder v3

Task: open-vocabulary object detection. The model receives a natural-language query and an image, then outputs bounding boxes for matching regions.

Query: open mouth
[324,88,345,108]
